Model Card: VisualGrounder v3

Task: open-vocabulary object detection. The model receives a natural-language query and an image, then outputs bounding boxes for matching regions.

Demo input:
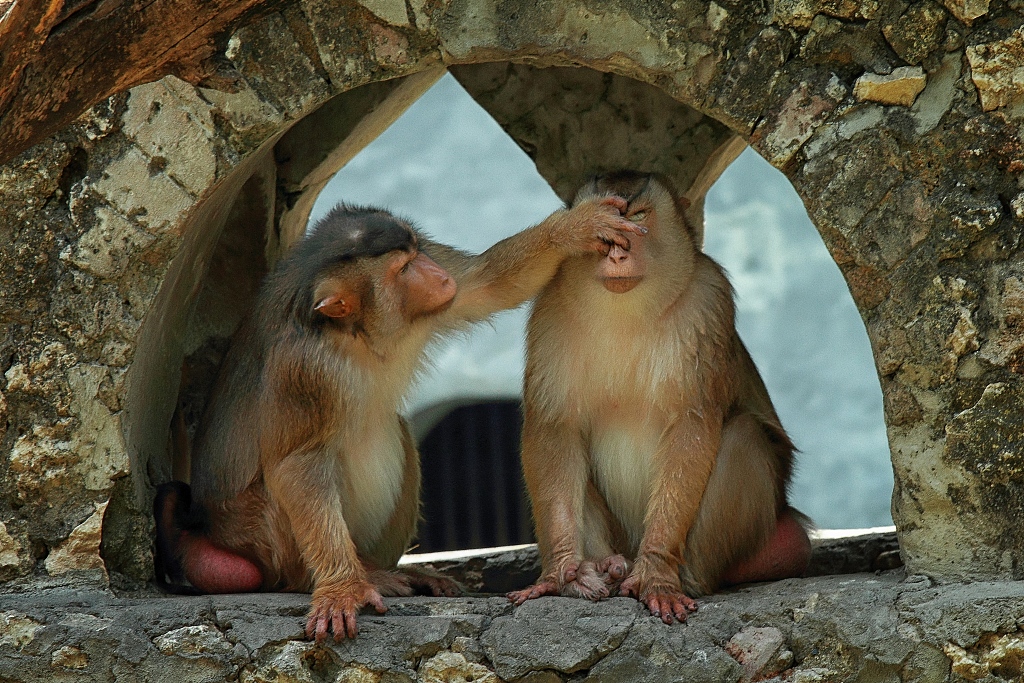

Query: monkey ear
[314,295,354,319]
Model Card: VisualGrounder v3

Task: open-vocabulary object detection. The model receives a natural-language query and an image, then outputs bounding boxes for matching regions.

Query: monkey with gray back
[155,198,645,641]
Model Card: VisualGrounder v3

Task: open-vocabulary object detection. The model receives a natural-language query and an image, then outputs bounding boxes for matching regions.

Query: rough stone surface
[725,626,793,682]
[0,571,1019,682]
[0,3,1024,679]
[966,26,1024,116]
[882,2,948,65]
[944,0,991,24]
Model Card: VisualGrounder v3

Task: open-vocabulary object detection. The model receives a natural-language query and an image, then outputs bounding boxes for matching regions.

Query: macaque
[155,199,644,641]
[509,172,812,623]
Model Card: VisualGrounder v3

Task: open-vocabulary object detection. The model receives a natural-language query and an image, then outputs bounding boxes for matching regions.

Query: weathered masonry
[1,1,1024,681]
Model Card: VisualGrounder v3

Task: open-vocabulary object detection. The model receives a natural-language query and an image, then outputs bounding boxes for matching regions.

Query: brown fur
[157,199,642,641]
[510,173,810,622]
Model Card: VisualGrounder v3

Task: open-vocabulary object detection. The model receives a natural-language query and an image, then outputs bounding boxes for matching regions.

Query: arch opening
[129,64,892,569]
[308,71,892,550]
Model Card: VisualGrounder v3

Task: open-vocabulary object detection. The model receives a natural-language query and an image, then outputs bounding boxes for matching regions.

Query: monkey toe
[560,561,580,583]
[644,591,697,624]
[596,554,629,581]
[423,576,461,597]
[507,581,558,605]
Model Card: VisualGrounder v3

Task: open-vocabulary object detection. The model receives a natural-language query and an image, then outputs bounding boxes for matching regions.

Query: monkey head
[572,171,692,295]
[275,205,456,341]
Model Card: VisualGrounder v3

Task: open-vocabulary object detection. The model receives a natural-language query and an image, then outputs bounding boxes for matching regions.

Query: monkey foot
[399,567,462,597]
[595,554,630,583]
[306,582,386,642]
[364,569,415,597]
[620,576,698,624]
[507,579,562,605]
[559,561,611,601]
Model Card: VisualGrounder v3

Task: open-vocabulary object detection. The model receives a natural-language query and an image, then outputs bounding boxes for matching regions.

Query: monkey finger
[619,219,648,237]
[330,609,345,641]
[369,590,387,614]
[593,228,631,253]
[342,607,359,640]
[306,603,323,640]
[672,595,697,622]
[315,612,331,643]
[599,195,628,213]
[646,595,674,625]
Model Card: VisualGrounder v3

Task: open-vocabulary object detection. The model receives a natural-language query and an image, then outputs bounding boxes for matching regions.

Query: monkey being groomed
[509,172,813,623]
[155,199,645,641]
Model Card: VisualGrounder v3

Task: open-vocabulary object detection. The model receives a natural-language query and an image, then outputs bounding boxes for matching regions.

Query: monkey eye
[630,209,649,221]
[392,252,415,276]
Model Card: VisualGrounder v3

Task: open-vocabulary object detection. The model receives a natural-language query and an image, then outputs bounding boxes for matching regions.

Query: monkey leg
[574,483,632,599]
[154,481,263,594]
[680,414,787,596]
[720,508,811,586]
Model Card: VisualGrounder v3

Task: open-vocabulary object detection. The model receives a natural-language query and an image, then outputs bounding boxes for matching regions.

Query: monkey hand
[557,195,646,256]
[619,556,697,624]
[306,580,386,642]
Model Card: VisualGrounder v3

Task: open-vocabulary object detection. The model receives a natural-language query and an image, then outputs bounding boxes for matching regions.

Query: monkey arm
[264,450,385,640]
[423,197,640,323]
[620,407,722,622]
[421,222,569,323]
[508,410,597,603]
[265,451,364,586]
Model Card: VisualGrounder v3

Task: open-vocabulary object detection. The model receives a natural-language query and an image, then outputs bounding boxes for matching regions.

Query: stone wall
[1,1,1024,679]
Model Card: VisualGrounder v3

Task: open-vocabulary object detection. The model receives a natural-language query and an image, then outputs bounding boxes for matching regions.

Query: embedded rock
[853,67,928,106]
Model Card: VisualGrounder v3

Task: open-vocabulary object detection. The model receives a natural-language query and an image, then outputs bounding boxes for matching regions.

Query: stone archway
[2,0,1023,594]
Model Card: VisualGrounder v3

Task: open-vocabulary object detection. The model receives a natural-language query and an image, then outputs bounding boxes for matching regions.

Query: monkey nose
[609,251,629,264]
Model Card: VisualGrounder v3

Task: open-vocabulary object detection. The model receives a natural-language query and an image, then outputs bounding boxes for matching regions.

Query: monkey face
[588,178,654,294]
[576,171,692,295]
[387,250,457,320]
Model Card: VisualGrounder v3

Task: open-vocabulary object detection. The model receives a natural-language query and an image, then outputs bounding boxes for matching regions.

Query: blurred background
[310,73,894,550]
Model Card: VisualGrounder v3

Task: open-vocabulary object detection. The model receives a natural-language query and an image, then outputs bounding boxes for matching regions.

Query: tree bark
[0,0,269,166]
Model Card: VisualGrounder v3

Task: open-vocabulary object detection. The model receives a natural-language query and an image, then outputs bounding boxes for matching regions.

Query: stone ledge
[403,528,903,594]
[3,569,1023,682]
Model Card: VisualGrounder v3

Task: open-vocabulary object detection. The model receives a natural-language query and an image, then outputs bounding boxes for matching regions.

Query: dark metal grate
[414,400,535,552]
